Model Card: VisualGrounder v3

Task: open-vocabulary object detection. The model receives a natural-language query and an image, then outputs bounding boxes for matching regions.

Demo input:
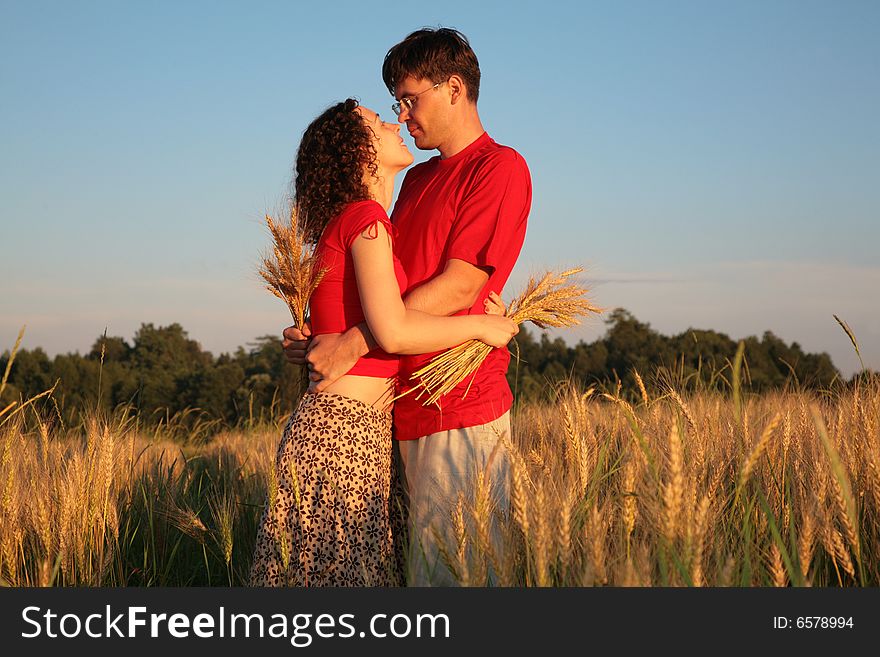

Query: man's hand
[306,332,363,392]
[282,321,312,366]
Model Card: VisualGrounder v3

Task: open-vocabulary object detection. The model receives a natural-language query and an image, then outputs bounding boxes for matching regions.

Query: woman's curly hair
[294,98,379,244]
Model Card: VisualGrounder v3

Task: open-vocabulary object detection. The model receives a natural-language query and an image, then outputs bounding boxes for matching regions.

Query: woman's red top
[309,200,407,378]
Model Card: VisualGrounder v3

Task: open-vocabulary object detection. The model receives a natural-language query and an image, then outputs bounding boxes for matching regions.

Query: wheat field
[1,354,877,586]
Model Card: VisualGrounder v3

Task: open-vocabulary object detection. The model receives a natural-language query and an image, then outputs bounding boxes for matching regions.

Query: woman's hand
[480,314,519,348]
[483,290,507,316]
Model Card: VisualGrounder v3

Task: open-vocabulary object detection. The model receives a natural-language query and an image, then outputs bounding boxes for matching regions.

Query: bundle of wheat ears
[408,267,602,406]
[257,206,326,329]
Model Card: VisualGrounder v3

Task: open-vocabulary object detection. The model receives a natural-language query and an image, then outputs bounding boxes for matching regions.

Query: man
[284,27,531,585]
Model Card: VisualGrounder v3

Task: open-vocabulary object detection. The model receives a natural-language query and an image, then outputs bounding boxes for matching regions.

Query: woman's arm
[351,222,517,355]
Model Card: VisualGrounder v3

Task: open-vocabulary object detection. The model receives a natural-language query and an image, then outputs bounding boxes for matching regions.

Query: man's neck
[438,114,485,159]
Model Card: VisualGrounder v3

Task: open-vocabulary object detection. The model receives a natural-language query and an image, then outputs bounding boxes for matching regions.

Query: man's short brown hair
[382,27,481,103]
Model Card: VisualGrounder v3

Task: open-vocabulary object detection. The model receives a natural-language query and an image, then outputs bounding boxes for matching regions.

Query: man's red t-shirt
[391,132,531,441]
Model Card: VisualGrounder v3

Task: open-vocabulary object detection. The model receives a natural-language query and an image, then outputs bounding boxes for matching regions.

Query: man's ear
[447,74,467,105]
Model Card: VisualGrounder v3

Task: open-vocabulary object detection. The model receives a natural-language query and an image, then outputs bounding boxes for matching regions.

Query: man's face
[393,76,448,151]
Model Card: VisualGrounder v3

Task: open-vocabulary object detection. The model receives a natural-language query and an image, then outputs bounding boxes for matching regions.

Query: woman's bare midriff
[317,374,396,414]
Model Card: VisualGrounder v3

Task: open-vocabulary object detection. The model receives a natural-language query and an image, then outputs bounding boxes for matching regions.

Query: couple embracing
[249,27,531,587]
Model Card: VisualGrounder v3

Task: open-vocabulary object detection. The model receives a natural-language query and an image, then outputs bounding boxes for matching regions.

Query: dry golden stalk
[36,415,50,467]
[602,393,638,421]
[860,402,876,445]
[707,466,725,502]
[621,460,638,552]
[782,411,792,460]
[98,426,115,532]
[825,526,856,580]
[561,399,577,464]
[257,206,327,329]
[533,480,551,587]
[831,471,861,561]
[835,406,846,453]
[506,440,531,538]
[781,500,791,538]
[691,494,711,587]
[58,476,73,580]
[0,427,14,517]
[833,314,865,371]
[555,485,574,576]
[684,478,698,546]
[2,521,22,584]
[267,459,279,512]
[811,405,860,563]
[798,509,815,580]
[814,457,829,509]
[585,503,608,585]
[408,268,601,406]
[719,554,736,587]
[209,492,236,566]
[279,525,292,576]
[662,422,684,544]
[452,494,470,586]
[162,502,209,543]
[742,403,751,448]
[755,503,769,538]
[769,544,787,587]
[559,393,591,494]
[633,369,650,407]
[528,448,551,478]
[471,469,493,559]
[692,427,706,481]
[30,478,54,558]
[668,389,697,431]
[738,413,782,492]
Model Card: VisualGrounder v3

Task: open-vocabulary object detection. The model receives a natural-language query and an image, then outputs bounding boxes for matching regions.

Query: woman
[248,99,516,587]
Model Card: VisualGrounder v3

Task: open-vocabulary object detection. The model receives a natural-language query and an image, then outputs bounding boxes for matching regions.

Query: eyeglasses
[391,80,446,116]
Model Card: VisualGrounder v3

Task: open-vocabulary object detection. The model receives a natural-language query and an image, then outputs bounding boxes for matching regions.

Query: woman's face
[356,106,413,174]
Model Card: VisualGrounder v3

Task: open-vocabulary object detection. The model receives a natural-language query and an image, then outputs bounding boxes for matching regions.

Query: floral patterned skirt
[248,392,401,586]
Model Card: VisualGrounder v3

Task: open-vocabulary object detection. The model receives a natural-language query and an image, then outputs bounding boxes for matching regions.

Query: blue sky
[1,0,878,376]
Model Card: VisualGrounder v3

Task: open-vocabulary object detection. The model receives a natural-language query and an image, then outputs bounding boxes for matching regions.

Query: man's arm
[402,258,490,315]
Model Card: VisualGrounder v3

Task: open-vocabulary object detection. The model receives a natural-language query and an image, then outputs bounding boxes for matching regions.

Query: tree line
[509,308,843,401]
[1,309,847,432]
